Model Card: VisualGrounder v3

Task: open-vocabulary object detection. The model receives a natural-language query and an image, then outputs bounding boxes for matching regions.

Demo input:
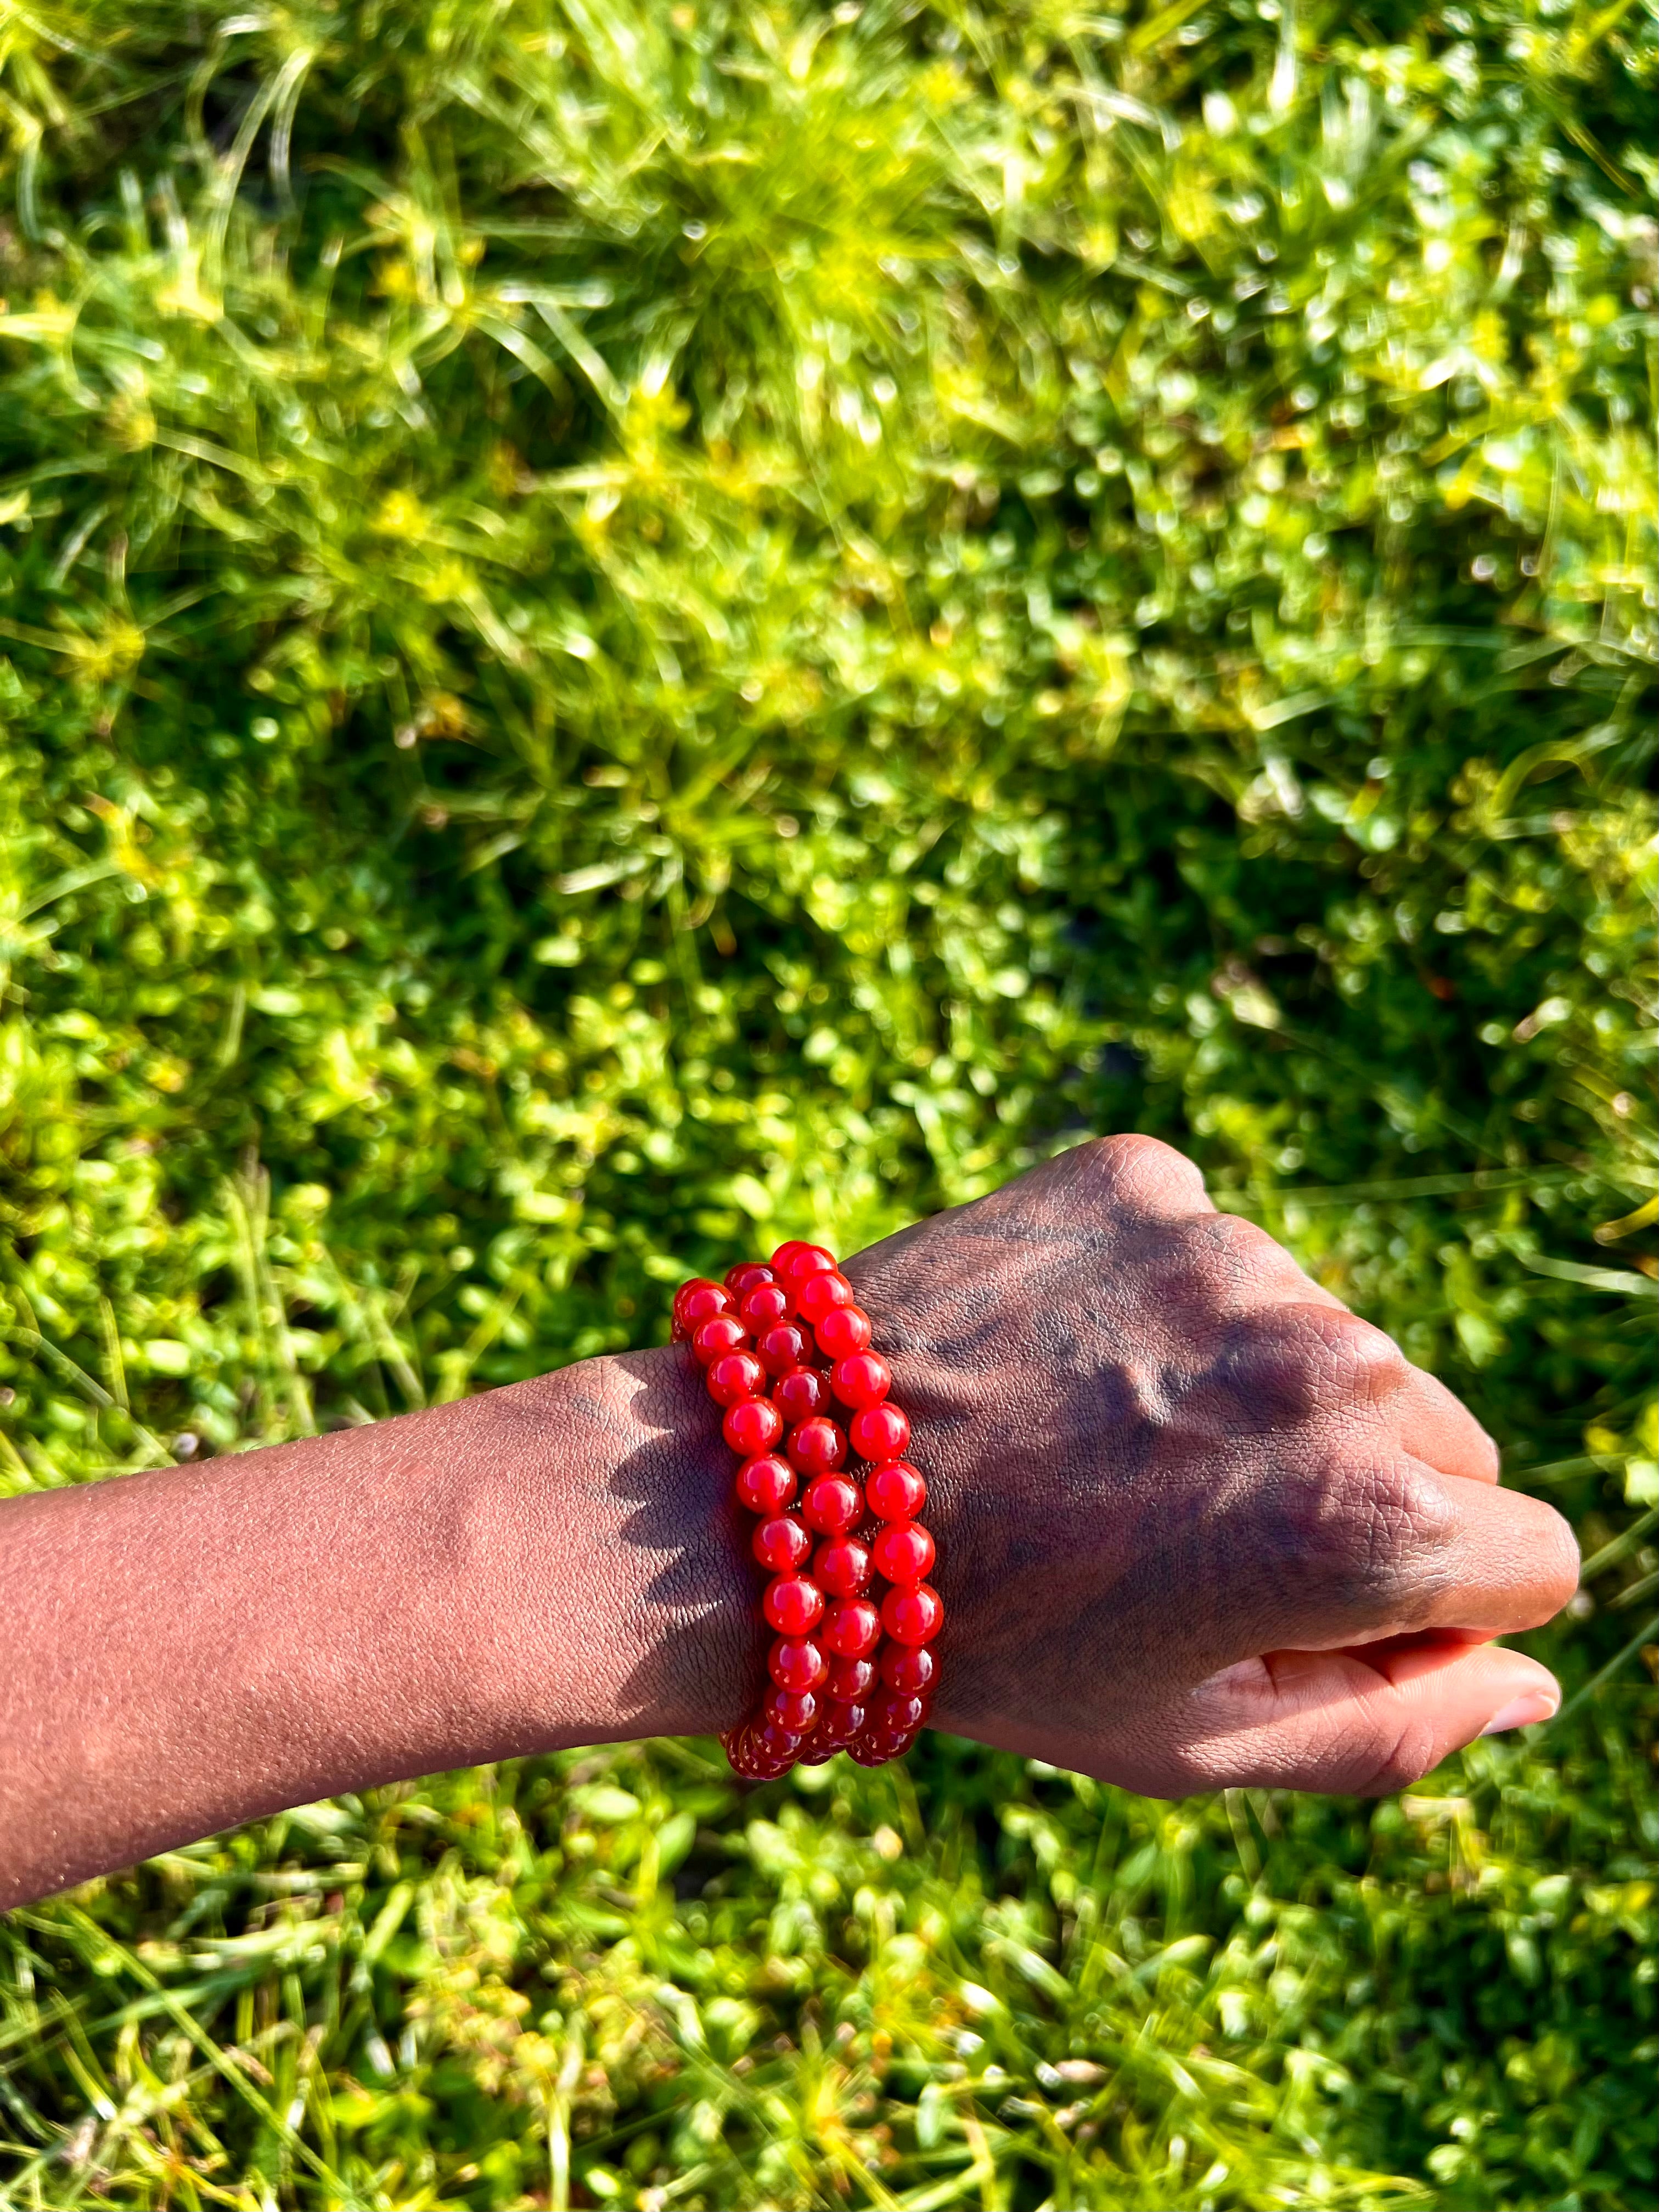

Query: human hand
[847,1136,1577,1796]
[0,1134,1577,1909]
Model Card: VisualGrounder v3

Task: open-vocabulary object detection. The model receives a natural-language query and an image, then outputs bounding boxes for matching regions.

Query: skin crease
[0,1136,1577,1908]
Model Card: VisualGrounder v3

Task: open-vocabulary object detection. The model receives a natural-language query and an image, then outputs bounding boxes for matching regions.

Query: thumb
[1182,1634,1560,1797]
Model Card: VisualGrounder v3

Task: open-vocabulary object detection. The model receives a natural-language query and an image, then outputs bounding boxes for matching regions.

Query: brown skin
[0,1137,1577,1909]
[852,1137,1577,1793]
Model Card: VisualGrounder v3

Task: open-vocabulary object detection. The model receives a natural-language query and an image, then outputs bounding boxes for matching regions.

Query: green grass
[0,0,1655,2204]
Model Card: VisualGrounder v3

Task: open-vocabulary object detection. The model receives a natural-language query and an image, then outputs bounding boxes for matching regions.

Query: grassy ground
[0,1,1655,2205]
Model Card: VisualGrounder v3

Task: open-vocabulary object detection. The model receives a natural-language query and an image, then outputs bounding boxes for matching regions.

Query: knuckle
[1319,1309,1410,1397]
[1358,1457,1453,1605]
[1356,1716,1440,1797]
[1301,1458,1453,1619]
[1225,1307,1404,1426]
[1096,1131,1179,1172]
[1091,1133,1208,1208]
[1261,1308,1408,1416]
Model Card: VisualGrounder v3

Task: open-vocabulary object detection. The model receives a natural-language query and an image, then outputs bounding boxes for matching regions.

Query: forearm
[0,1347,756,1907]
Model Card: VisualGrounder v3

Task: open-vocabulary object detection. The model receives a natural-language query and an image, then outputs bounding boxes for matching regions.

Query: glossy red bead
[674,1279,732,1336]
[768,1239,811,1271]
[880,1643,936,1695]
[763,1574,825,1635]
[726,1261,775,1296]
[768,1635,828,1692]
[724,1397,784,1455]
[722,1726,761,1775]
[814,1698,865,1744]
[820,1596,880,1656]
[787,1415,847,1475]
[863,1727,915,1762]
[777,1243,837,1284]
[824,1653,876,1701]
[881,1580,943,1646]
[755,1321,812,1377]
[869,1687,927,1733]
[800,1472,861,1532]
[763,1684,818,1731]
[846,1736,889,1767]
[796,1269,855,1325]
[814,1303,872,1359]
[706,1349,765,1406]
[830,1350,890,1409]
[739,1281,792,1331]
[871,1520,935,1584]
[735,1453,795,1513]
[814,1536,872,1597]
[691,1314,749,1365]
[865,1460,927,1520]
[796,1742,838,1766]
[756,1716,805,1761]
[726,1725,786,1781]
[850,1402,909,1462]
[752,1514,812,1573]
[774,1365,830,1424]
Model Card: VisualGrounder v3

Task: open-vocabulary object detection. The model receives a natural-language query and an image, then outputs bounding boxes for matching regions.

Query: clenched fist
[848,1136,1577,1795]
[1,1132,1580,1906]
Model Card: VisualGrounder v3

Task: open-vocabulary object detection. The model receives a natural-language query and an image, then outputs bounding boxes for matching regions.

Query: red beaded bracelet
[673,1242,942,1781]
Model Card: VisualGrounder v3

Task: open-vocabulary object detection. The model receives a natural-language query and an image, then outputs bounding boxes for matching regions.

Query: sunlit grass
[0,1,1654,2205]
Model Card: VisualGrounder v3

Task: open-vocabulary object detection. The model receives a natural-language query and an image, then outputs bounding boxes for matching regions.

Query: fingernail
[1480,1690,1559,1736]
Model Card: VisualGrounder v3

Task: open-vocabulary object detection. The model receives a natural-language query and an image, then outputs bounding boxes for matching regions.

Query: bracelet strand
[673,1243,942,1781]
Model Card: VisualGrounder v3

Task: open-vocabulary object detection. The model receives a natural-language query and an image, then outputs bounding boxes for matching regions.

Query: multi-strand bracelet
[673,1242,942,1781]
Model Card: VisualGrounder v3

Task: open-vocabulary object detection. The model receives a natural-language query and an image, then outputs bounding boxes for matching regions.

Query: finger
[1223,1302,1502,1480]
[1213,1301,1414,1434]
[1181,1634,1561,1796]
[1390,1462,1579,1634]
[1253,1308,1501,1482]
[1251,1453,1579,1652]
[1394,1366,1501,1483]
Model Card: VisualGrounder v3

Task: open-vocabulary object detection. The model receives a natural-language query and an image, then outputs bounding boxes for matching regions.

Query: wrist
[682,1240,949,1776]
[841,1247,993,1736]
[484,1348,763,1747]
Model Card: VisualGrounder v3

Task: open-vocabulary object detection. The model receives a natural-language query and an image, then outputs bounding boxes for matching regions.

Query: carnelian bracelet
[673,1242,943,1781]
